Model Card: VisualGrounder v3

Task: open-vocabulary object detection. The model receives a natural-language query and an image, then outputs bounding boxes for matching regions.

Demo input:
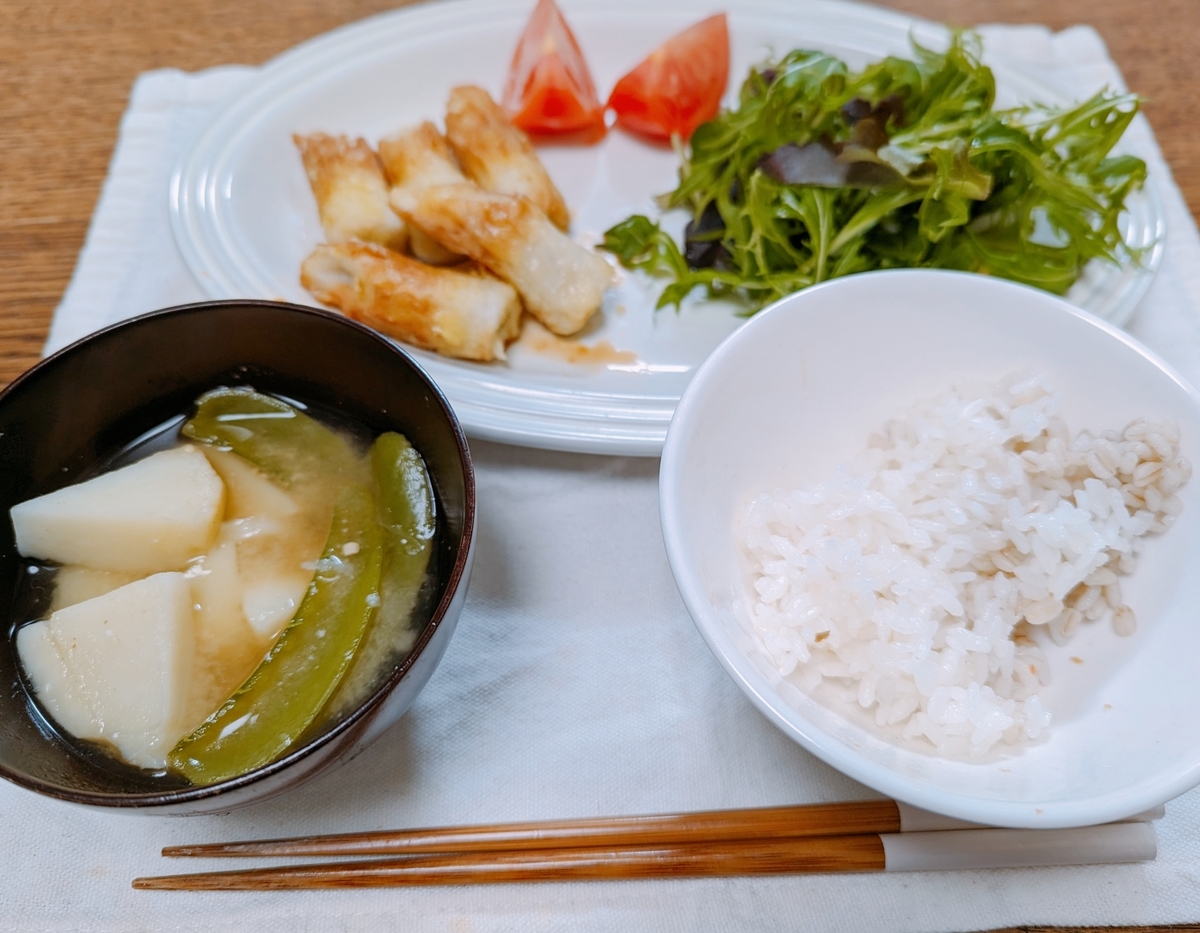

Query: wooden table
[0,1,1197,929]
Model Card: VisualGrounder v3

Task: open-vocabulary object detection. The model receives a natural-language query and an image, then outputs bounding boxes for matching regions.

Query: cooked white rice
[736,373,1189,757]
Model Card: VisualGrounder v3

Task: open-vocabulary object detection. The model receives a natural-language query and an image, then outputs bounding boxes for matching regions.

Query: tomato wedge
[502,0,605,137]
[607,14,730,142]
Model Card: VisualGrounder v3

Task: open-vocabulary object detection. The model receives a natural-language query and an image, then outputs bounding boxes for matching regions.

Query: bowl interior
[0,301,471,805]
[660,269,1200,828]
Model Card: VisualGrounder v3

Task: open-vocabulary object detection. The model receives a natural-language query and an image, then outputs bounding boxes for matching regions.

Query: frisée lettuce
[601,33,1148,309]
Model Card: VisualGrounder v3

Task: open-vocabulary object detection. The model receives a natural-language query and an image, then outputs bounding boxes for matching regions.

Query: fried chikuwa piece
[379,121,467,190]
[378,123,467,266]
[390,183,612,336]
[301,241,521,362]
[445,85,570,231]
[293,133,407,251]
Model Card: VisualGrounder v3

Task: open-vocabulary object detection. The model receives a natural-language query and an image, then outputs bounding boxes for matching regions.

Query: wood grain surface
[0,0,1196,928]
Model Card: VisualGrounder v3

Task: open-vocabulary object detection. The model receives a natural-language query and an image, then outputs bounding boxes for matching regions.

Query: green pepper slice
[371,432,436,594]
[323,432,437,720]
[182,386,360,493]
[169,482,383,785]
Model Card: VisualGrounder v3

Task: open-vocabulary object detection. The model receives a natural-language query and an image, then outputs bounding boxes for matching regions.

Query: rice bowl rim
[659,268,1200,829]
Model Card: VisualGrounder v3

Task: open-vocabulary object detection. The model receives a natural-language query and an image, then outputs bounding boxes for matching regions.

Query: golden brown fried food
[293,133,407,251]
[445,86,570,230]
[378,122,467,189]
[301,241,521,362]
[390,182,612,336]
[378,123,467,266]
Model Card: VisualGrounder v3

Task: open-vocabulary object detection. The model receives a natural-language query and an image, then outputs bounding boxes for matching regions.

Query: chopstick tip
[162,845,205,858]
[133,875,173,890]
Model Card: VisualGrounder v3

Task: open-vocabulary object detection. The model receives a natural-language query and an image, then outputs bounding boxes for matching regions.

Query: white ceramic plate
[660,270,1200,828]
[171,0,1164,456]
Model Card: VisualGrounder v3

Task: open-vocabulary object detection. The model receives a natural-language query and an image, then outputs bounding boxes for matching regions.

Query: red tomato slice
[607,14,730,142]
[502,0,605,136]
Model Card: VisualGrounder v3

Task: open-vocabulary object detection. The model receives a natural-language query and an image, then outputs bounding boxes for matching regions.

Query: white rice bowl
[659,269,1200,828]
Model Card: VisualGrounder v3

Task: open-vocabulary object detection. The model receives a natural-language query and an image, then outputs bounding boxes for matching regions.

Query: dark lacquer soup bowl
[0,300,474,813]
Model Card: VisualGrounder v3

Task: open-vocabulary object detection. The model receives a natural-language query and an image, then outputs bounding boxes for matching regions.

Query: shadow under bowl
[0,300,475,813]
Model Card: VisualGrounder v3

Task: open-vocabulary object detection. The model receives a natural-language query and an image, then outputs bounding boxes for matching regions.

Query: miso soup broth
[9,386,439,784]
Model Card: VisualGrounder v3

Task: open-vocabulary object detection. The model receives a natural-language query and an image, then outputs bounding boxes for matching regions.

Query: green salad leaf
[600,33,1147,309]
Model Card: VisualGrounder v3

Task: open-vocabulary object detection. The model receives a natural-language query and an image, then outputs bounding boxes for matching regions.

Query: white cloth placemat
[7,20,1200,933]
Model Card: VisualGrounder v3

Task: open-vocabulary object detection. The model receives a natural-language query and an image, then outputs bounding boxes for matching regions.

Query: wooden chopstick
[133,822,1159,890]
[163,799,902,859]
[136,835,888,890]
